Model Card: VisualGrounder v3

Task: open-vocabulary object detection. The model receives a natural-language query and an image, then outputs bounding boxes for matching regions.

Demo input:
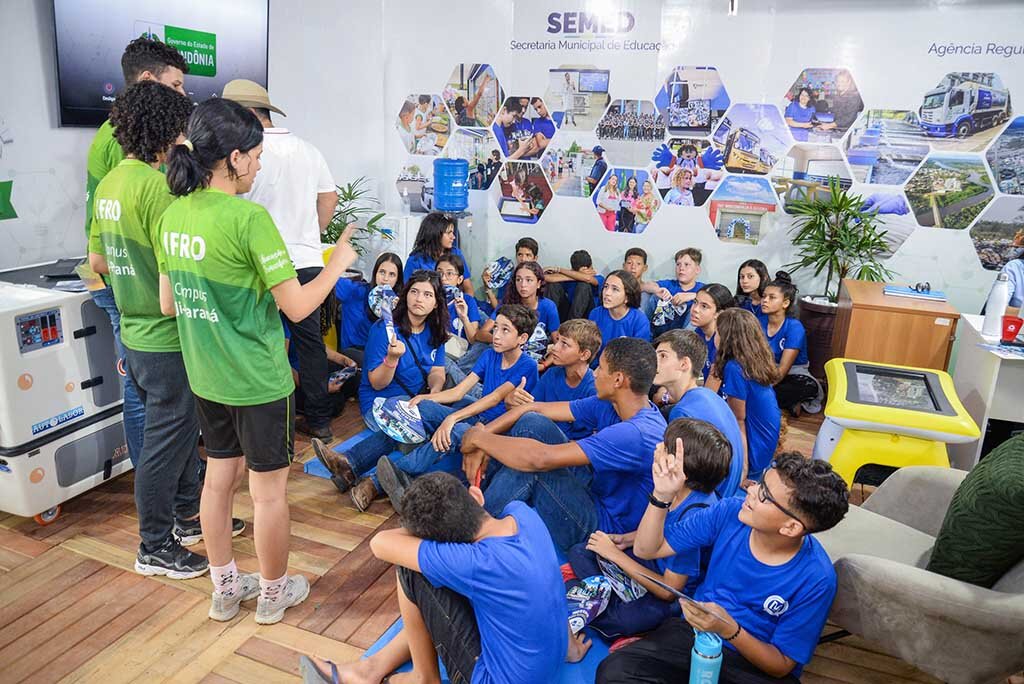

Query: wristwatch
[648,493,671,509]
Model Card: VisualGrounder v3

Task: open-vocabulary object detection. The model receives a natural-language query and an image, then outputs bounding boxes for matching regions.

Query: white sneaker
[255,575,310,625]
[208,573,261,621]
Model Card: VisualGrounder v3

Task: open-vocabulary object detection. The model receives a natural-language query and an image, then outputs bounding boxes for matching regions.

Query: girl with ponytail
[157,97,359,626]
[686,283,735,390]
[760,271,822,415]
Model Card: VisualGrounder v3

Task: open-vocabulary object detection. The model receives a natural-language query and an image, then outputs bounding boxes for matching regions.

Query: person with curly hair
[84,36,189,473]
[88,80,214,581]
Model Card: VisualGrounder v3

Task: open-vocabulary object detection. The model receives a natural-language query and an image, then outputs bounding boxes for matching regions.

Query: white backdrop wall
[2,0,1023,319]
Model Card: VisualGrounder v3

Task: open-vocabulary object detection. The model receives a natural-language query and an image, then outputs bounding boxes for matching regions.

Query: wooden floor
[0,408,942,683]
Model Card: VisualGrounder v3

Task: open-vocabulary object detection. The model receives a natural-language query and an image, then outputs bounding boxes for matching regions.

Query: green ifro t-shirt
[158,188,298,405]
[88,159,178,352]
[85,119,125,244]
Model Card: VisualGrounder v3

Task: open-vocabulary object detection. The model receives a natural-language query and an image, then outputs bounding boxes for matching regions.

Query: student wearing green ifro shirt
[89,81,212,582]
[85,37,189,471]
[159,98,358,625]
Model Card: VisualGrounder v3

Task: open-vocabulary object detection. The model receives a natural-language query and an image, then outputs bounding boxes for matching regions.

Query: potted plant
[785,178,896,379]
[323,176,390,258]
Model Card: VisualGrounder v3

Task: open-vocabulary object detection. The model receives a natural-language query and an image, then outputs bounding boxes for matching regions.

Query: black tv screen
[53,0,269,127]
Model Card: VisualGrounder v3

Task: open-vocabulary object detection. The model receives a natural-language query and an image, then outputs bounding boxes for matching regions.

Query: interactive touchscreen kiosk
[812,358,979,485]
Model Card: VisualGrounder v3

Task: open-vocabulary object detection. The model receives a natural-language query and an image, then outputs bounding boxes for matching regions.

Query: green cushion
[927,435,1024,587]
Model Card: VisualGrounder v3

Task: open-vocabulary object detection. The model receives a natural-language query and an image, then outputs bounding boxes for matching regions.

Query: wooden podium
[831,279,960,370]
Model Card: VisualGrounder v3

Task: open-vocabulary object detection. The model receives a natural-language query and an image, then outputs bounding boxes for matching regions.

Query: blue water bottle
[689,630,723,684]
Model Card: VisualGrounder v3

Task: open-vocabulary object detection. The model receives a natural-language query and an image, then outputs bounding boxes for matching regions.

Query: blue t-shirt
[532,116,557,141]
[492,123,511,158]
[448,295,483,340]
[657,488,718,595]
[670,387,745,499]
[785,100,816,142]
[739,297,769,325]
[762,316,809,366]
[471,348,539,424]
[655,279,704,329]
[720,359,781,478]
[493,297,560,361]
[569,396,667,533]
[333,277,372,349]
[663,498,837,674]
[358,319,446,416]
[589,158,608,187]
[510,118,535,152]
[404,246,472,280]
[588,307,652,365]
[418,501,568,684]
[695,326,716,382]
[534,366,596,440]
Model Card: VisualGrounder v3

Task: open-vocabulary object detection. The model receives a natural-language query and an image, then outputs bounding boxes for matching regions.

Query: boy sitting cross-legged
[300,472,590,684]
[377,304,540,488]
[597,451,849,683]
[565,417,731,639]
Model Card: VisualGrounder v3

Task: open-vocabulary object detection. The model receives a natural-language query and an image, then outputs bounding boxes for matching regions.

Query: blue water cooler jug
[433,158,469,212]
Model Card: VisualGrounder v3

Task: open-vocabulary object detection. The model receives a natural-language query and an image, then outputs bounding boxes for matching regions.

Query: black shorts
[195,394,295,472]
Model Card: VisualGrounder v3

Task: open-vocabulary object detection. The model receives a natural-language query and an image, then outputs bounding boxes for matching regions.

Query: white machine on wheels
[0,259,130,525]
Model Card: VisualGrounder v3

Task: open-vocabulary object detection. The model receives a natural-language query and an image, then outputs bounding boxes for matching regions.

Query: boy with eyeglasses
[598,451,848,683]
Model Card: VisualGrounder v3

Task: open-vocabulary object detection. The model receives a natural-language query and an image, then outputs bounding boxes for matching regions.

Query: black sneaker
[377,456,413,513]
[174,517,245,546]
[134,539,209,580]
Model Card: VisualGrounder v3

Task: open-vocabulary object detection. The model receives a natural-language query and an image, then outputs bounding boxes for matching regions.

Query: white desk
[949,314,1024,470]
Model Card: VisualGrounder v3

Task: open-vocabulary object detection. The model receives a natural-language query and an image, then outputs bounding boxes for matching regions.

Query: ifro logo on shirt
[763,595,789,617]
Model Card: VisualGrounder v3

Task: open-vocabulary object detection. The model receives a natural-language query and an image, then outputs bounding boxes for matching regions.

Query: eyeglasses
[912,282,931,294]
[756,471,810,531]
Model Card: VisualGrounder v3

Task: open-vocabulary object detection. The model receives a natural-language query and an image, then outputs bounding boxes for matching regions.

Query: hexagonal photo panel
[493,161,554,224]
[443,64,504,129]
[782,68,864,143]
[444,129,501,190]
[985,115,1024,194]
[918,72,1012,152]
[492,96,558,161]
[649,138,724,207]
[905,154,994,229]
[970,196,1024,271]
[540,132,608,198]
[707,176,779,245]
[396,159,434,213]
[772,144,853,213]
[655,66,731,137]
[710,104,791,175]
[843,110,930,185]
[396,94,451,156]
[545,65,611,131]
[591,168,662,234]
[852,184,918,257]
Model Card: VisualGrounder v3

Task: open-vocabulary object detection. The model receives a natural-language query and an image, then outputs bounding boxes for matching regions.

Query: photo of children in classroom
[395,93,451,155]
[782,68,864,143]
[492,96,559,161]
[443,63,503,129]
[545,65,612,131]
[655,65,731,136]
[591,168,662,234]
[495,161,554,223]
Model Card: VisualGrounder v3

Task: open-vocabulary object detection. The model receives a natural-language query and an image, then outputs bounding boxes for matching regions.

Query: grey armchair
[814,466,1024,684]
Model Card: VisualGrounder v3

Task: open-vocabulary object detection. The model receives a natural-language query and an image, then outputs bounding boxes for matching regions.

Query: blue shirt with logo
[588,306,652,362]
[720,359,780,478]
[471,348,538,424]
[663,497,837,675]
[762,316,809,366]
[492,297,560,361]
[670,387,745,499]
[534,366,596,439]
[358,319,446,415]
[447,294,483,340]
[656,488,718,594]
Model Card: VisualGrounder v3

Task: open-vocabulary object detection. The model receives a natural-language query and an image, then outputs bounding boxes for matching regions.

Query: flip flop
[299,655,339,684]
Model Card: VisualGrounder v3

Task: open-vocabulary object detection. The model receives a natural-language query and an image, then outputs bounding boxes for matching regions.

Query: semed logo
[546,11,635,34]
[763,595,789,617]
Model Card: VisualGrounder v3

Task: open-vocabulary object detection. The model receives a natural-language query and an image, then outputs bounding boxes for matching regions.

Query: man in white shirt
[224,79,340,441]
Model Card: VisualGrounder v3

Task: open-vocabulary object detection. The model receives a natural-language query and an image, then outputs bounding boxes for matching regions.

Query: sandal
[299,655,339,684]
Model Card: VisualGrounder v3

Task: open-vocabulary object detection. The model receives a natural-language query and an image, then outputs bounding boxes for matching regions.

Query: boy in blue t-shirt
[460,337,667,552]
[533,319,601,439]
[654,329,746,497]
[565,418,730,638]
[600,452,849,683]
[308,472,586,684]
[379,304,540,487]
[642,247,705,333]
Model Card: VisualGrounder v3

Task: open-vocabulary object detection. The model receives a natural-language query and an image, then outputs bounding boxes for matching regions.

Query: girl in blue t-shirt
[686,283,735,389]
[405,212,473,295]
[333,252,404,365]
[321,271,450,511]
[734,258,770,323]
[588,270,651,367]
[476,261,560,362]
[711,308,781,480]
[761,271,822,416]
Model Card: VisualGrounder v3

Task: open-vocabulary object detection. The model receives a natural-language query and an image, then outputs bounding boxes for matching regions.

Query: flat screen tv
[53,0,269,127]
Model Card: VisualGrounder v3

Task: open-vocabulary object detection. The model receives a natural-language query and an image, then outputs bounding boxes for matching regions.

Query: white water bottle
[982,273,1011,341]
[401,187,411,216]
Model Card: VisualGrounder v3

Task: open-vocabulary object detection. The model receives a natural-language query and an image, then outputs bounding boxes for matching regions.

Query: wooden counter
[831,279,960,370]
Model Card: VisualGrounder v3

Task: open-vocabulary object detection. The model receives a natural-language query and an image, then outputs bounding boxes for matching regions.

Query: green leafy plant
[323,176,389,256]
[785,178,896,302]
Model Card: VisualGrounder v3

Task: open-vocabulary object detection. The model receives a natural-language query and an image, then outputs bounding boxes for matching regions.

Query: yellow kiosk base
[827,427,950,487]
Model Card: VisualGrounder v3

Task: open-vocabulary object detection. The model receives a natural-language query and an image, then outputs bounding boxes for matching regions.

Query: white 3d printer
[0,259,130,524]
